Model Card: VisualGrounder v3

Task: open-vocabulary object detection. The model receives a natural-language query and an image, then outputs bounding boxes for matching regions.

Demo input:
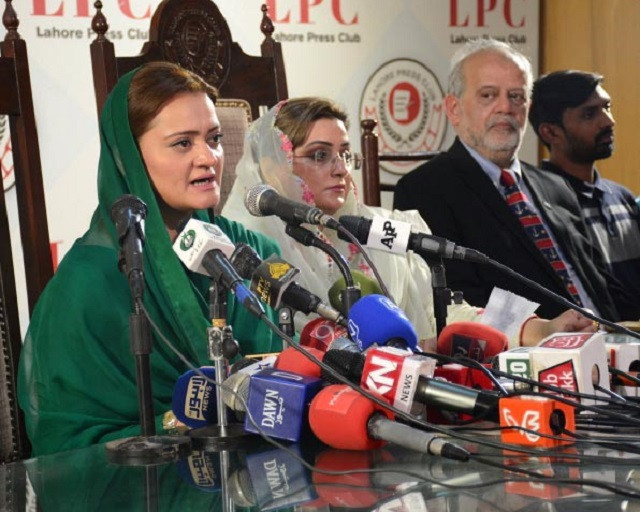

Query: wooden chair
[360,119,438,207]
[89,0,288,120]
[89,0,288,212]
[0,0,54,461]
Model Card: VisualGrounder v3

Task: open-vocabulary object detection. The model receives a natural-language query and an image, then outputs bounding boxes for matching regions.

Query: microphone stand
[106,211,190,465]
[424,257,452,340]
[278,306,295,338]
[285,223,361,313]
[189,282,250,450]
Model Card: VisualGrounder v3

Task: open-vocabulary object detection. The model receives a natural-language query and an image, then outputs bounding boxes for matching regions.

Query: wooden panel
[541,0,640,194]
[0,59,18,114]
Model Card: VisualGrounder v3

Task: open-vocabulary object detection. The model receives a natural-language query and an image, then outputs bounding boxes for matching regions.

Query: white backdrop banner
[1,0,539,331]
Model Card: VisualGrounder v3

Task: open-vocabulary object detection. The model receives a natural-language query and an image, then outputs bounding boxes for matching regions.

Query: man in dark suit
[393,38,621,320]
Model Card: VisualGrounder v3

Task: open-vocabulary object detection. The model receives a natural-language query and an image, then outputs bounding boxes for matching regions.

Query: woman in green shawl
[18,62,282,456]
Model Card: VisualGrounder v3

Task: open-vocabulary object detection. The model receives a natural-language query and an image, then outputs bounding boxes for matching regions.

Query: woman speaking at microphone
[223,98,594,349]
[18,62,283,456]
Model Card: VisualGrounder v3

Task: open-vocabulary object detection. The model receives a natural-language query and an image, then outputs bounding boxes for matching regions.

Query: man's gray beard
[466,130,522,158]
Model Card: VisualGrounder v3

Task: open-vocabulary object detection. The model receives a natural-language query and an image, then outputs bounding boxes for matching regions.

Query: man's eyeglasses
[293,149,362,172]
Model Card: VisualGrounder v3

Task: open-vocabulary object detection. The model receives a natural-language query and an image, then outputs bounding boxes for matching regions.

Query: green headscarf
[18,68,282,456]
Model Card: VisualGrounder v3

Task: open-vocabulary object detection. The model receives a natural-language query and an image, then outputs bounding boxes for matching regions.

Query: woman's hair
[275,97,349,148]
[128,61,219,139]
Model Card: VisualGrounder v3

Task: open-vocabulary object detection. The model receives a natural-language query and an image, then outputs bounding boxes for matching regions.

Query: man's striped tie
[500,168,583,306]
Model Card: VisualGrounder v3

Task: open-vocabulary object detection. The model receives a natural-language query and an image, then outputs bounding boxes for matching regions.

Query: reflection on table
[3,433,640,511]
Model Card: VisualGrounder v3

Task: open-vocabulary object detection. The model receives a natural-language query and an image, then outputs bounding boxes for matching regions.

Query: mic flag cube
[245,445,316,511]
[605,336,640,397]
[300,318,349,352]
[173,218,235,274]
[250,256,300,309]
[498,347,534,380]
[499,396,575,448]
[530,332,610,405]
[360,347,436,414]
[244,368,323,442]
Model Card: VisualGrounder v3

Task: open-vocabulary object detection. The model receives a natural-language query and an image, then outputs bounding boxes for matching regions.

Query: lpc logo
[360,59,446,175]
[0,115,14,192]
[179,229,196,251]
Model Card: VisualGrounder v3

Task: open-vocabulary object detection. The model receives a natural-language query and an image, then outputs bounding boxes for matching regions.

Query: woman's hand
[520,309,596,347]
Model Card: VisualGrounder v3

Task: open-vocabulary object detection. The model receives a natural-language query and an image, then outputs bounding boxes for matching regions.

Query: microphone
[309,384,469,460]
[243,368,323,442]
[326,348,501,421]
[274,346,325,378]
[299,317,350,352]
[327,270,383,316]
[221,356,277,413]
[248,254,346,326]
[173,219,264,318]
[172,367,217,429]
[110,194,148,300]
[437,322,508,363]
[228,243,262,280]
[338,215,488,263]
[347,294,418,351]
[244,184,340,229]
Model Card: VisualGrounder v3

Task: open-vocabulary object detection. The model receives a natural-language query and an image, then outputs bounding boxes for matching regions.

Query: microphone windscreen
[308,384,393,451]
[328,270,383,315]
[221,372,251,413]
[347,294,418,351]
[244,184,275,217]
[172,367,217,429]
[275,347,324,378]
[437,322,508,362]
[222,356,278,412]
[230,243,262,280]
[321,350,365,384]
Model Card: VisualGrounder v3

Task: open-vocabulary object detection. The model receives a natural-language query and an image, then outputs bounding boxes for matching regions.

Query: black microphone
[230,244,346,326]
[110,194,147,300]
[244,184,340,229]
[338,215,488,263]
[202,250,265,318]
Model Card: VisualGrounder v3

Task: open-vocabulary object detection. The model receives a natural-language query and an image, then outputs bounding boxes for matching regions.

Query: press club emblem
[360,59,446,175]
[0,115,14,192]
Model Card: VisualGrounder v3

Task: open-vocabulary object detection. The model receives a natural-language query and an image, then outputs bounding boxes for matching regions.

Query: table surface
[3,427,640,512]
